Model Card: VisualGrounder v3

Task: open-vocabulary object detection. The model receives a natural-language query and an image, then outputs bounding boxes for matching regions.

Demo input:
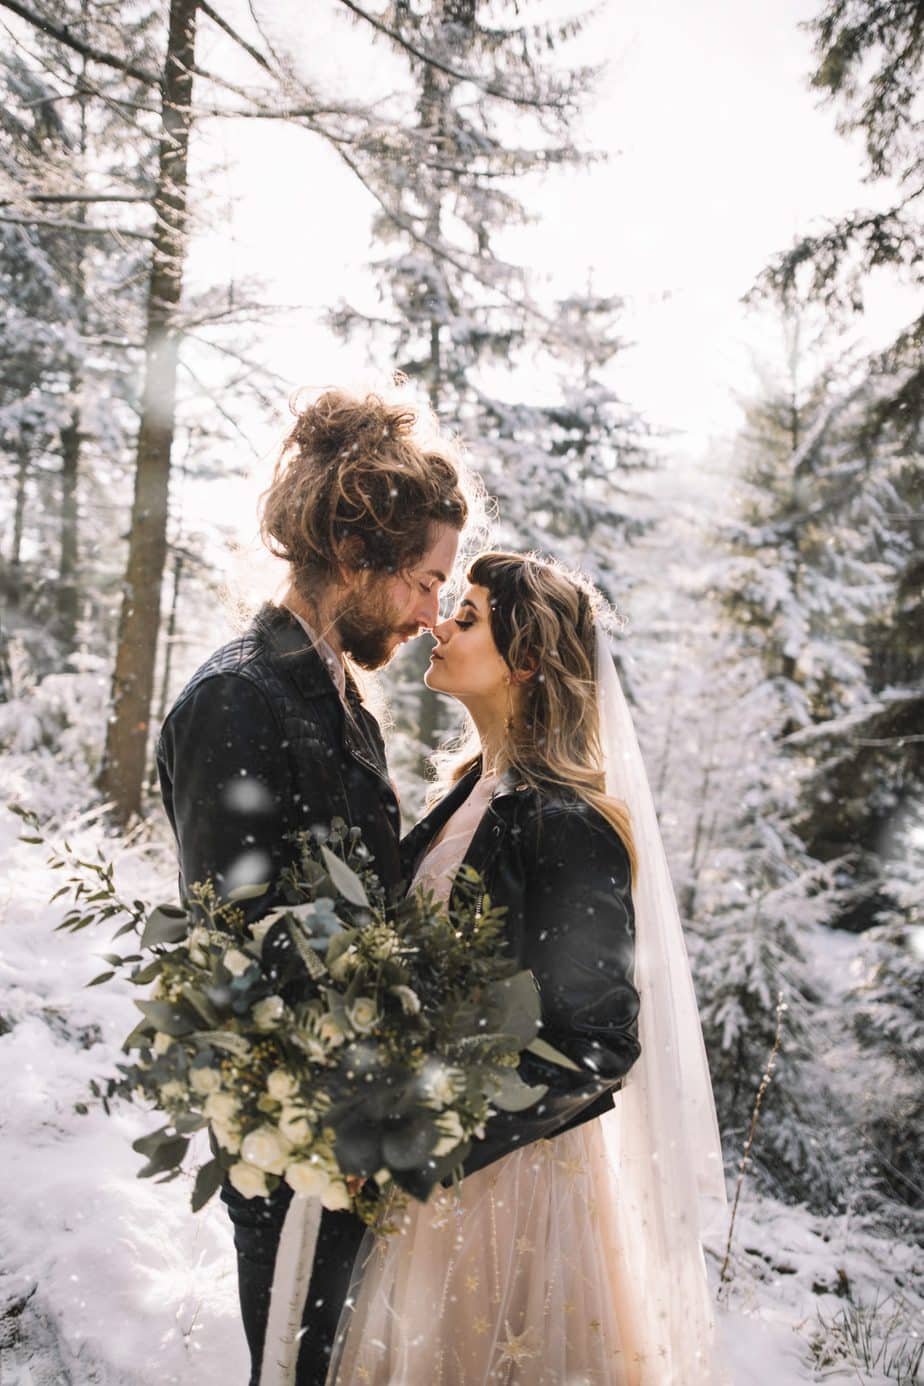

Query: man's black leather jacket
[156,602,403,919]
[401,765,641,1180]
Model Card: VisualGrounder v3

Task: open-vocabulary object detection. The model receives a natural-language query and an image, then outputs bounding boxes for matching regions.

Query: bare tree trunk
[57,29,89,654]
[99,0,197,823]
[157,547,184,727]
[10,445,29,579]
[58,405,81,647]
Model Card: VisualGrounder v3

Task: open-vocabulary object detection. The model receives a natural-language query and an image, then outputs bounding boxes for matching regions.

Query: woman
[325,553,731,1385]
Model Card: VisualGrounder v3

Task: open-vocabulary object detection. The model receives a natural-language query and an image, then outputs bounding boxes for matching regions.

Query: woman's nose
[431,617,454,644]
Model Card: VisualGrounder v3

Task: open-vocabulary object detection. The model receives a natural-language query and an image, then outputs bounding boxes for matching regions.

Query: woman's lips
[429,651,442,662]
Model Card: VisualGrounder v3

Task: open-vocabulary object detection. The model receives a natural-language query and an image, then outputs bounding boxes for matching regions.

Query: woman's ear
[510,657,539,685]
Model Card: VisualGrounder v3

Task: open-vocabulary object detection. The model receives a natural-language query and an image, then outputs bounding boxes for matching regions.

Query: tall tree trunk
[57,29,89,654]
[98,0,197,823]
[10,445,29,581]
[58,403,81,647]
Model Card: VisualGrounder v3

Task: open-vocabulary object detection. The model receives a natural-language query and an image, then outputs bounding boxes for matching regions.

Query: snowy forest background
[0,0,921,1382]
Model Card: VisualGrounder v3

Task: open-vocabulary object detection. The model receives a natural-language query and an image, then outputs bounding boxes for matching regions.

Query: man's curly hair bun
[259,388,468,592]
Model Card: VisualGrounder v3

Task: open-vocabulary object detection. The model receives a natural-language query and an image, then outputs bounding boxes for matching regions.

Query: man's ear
[332,535,367,585]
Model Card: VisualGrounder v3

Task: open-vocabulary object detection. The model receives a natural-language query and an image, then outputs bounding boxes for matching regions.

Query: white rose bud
[346,997,378,1034]
[204,1091,239,1123]
[327,945,357,982]
[320,1180,353,1212]
[266,1069,299,1102]
[433,1110,465,1158]
[228,1161,268,1199]
[159,1080,185,1105]
[285,1162,330,1198]
[210,1119,241,1154]
[240,1124,292,1175]
[421,1061,462,1108]
[252,995,286,1030]
[278,1107,312,1146]
[224,949,252,977]
[152,1032,173,1056]
[390,985,421,1015]
[189,1067,221,1095]
[317,1015,346,1047]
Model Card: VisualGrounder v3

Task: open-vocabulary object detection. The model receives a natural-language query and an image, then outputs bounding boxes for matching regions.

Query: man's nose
[417,585,442,628]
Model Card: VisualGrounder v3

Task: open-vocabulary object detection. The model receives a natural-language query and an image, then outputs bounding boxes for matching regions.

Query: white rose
[228,1161,268,1199]
[373,1167,391,1188]
[321,1180,352,1212]
[420,1061,462,1108]
[278,1107,312,1146]
[433,1110,465,1158]
[240,1124,292,1175]
[267,1069,299,1102]
[390,985,421,1015]
[327,945,357,982]
[159,1080,185,1105]
[285,1162,331,1198]
[210,1119,241,1154]
[317,1015,346,1048]
[346,997,378,1034]
[252,995,286,1030]
[189,1067,221,1095]
[224,949,252,977]
[204,1091,239,1123]
[152,1032,173,1056]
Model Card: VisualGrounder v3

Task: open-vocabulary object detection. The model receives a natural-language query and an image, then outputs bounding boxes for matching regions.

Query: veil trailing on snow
[593,629,731,1383]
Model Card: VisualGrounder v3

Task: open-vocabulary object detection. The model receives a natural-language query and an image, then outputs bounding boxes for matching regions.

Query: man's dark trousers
[156,603,402,1385]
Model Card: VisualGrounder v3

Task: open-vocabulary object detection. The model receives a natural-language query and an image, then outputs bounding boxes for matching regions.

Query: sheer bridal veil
[594,630,732,1383]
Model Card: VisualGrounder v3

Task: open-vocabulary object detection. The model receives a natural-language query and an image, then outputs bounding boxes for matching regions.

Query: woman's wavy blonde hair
[434,550,638,884]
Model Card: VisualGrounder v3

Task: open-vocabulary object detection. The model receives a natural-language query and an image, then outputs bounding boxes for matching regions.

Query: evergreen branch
[0,192,150,205]
[0,213,152,239]
[0,0,160,85]
[336,0,574,111]
[198,0,276,77]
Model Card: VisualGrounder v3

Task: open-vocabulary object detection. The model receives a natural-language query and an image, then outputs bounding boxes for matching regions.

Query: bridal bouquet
[76,820,552,1223]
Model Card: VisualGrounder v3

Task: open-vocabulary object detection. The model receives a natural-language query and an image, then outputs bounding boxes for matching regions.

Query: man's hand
[345,1174,365,1197]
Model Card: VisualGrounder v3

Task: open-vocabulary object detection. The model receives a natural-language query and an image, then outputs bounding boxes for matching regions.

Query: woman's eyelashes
[453,616,474,629]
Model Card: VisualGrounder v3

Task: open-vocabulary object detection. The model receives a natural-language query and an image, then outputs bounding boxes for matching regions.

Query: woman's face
[425,583,511,709]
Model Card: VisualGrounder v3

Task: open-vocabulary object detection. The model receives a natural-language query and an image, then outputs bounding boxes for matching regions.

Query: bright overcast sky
[182,0,910,527]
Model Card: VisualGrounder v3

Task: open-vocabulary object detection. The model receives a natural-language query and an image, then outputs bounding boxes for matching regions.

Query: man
[156,388,468,1385]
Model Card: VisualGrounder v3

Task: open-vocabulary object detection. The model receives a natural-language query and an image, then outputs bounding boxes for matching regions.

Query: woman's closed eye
[453,617,474,629]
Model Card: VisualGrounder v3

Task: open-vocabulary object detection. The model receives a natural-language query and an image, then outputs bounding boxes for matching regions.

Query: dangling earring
[504,675,514,736]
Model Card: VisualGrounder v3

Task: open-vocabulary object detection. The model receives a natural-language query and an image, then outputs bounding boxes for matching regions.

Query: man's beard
[333,584,418,670]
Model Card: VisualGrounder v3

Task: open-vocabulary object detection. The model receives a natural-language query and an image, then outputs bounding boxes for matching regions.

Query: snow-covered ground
[1,754,920,1385]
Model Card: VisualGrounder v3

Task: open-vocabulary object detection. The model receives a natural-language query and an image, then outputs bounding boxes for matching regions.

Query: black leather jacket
[401,765,641,1180]
[155,603,403,921]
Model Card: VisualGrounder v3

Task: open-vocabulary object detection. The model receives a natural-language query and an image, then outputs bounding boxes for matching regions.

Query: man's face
[335,524,460,670]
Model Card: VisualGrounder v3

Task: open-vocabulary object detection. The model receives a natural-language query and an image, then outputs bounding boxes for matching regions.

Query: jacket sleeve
[453,805,641,1181]
[156,674,293,927]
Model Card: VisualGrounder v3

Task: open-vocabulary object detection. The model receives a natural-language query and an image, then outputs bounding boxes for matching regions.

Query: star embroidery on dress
[465,1273,480,1292]
[563,1300,576,1314]
[473,1315,490,1335]
[356,1366,371,1381]
[515,1235,534,1255]
[589,1317,602,1333]
[495,1323,540,1364]
[554,1154,586,1179]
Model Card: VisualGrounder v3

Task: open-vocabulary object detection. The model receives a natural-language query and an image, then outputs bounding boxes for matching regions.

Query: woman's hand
[345,1174,365,1197]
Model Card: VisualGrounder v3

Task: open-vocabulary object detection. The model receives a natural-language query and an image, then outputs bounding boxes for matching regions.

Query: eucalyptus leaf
[131,1124,173,1156]
[525,1036,581,1072]
[226,881,270,903]
[489,1067,548,1113]
[196,1030,251,1057]
[320,847,370,908]
[137,1135,189,1178]
[135,1000,198,1036]
[191,1158,223,1212]
[141,906,189,949]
